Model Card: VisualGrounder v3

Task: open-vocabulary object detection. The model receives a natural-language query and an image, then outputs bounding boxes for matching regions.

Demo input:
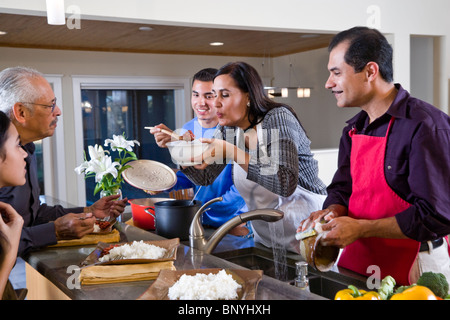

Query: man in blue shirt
[150,68,249,236]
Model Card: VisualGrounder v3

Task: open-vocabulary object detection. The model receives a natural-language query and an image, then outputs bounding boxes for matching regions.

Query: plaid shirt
[183,106,327,197]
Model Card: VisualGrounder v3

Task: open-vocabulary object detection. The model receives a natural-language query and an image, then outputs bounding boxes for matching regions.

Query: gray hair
[0,66,44,118]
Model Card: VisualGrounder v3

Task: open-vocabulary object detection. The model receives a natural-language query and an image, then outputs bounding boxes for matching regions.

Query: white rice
[168,269,242,300]
[99,240,167,262]
[93,224,101,233]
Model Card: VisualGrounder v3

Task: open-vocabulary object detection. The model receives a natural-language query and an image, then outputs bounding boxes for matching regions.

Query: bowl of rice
[98,240,168,262]
[166,140,208,166]
[138,268,263,300]
[168,269,242,300]
[81,238,180,267]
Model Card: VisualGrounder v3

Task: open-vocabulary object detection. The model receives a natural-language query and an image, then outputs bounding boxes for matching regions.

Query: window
[81,89,178,204]
[35,140,45,193]
[73,76,191,206]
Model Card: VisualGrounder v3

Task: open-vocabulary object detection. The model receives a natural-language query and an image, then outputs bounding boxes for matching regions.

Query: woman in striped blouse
[182,61,327,253]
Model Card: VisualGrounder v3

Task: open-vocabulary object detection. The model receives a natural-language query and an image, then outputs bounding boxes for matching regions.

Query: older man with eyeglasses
[0,66,127,256]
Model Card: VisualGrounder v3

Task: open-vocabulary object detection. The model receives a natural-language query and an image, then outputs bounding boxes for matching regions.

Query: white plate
[123,160,177,191]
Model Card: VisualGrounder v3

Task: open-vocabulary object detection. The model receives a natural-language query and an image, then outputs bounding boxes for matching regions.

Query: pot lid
[123,160,177,191]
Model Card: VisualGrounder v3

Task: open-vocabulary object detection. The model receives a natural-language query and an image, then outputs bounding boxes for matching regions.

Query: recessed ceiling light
[139,26,153,31]
[300,34,319,38]
[209,42,224,46]
[0,31,7,36]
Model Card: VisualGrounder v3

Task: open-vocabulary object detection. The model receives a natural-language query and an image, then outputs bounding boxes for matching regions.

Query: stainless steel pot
[153,200,202,240]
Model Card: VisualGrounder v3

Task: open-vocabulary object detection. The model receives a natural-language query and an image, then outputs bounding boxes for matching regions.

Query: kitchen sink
[214,246,368,300]
[215,246,297,280]
[306,275,348,299]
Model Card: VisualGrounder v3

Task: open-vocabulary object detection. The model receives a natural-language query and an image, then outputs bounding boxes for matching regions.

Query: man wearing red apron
[299,27,450,286]
[338,118,420,285]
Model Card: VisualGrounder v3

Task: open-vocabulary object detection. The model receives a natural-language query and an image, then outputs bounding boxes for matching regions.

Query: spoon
[189,186,202,206]
[144,126,182,140]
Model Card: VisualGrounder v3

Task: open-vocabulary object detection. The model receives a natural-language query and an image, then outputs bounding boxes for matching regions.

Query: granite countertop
[24,217,325,300]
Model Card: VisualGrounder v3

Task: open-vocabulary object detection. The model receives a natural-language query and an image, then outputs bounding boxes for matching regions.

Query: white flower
[105,134,140,152]
[74,160,89,175]
[88,144,106,160]
[74,144,107,175]
[88,155,121,183]
[75,135,139,196]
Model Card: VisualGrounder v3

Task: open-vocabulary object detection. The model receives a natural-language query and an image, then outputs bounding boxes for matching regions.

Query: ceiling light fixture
[139,26,153,31]
[300,34,320,39]
[265,62,312,99]
[0,31,7,36]
[265,87,311,98]
[46,0,66,25]
[209,42,224,46]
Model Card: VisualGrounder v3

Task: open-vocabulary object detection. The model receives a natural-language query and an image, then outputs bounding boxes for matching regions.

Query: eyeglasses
[21,98,57,113]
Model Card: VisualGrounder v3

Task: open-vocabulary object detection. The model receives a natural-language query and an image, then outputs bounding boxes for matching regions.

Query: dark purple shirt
[324,84,450,242]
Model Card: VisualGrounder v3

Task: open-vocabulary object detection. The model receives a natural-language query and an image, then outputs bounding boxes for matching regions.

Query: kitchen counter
[24,197,370,301]
[23,217,326,300]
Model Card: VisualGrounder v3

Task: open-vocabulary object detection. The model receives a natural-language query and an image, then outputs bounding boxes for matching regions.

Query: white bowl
[166,140,208,166]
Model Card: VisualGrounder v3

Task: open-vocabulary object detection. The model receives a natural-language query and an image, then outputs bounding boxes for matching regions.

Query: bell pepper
[390,285,437,300]
[335,285,381,300]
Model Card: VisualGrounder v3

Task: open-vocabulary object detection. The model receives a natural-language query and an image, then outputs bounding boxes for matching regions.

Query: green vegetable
[377,275,396,300]
[416,272,449,299]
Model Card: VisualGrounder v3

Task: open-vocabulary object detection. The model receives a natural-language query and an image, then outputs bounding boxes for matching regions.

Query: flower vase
[100,188,123,222]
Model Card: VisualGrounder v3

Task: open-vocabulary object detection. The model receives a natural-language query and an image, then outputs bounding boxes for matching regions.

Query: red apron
[337,117,420,285]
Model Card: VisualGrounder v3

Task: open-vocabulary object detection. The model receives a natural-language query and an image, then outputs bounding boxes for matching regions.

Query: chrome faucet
[189,197,284,254]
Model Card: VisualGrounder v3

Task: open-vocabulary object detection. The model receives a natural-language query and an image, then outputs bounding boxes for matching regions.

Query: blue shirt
[172,118,248,227]
[324,84,450,242]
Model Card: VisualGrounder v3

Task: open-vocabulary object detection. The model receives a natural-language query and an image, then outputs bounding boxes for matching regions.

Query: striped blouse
[182,106,327,197]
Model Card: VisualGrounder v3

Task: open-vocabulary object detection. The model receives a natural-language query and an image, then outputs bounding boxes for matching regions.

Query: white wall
[312,148,339,186]
[271,49,358,149]
[410,36,435,105]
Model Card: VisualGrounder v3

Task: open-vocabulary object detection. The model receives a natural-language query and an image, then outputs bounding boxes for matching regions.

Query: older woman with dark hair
[182,61,327,253]
[0,111,27,298]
